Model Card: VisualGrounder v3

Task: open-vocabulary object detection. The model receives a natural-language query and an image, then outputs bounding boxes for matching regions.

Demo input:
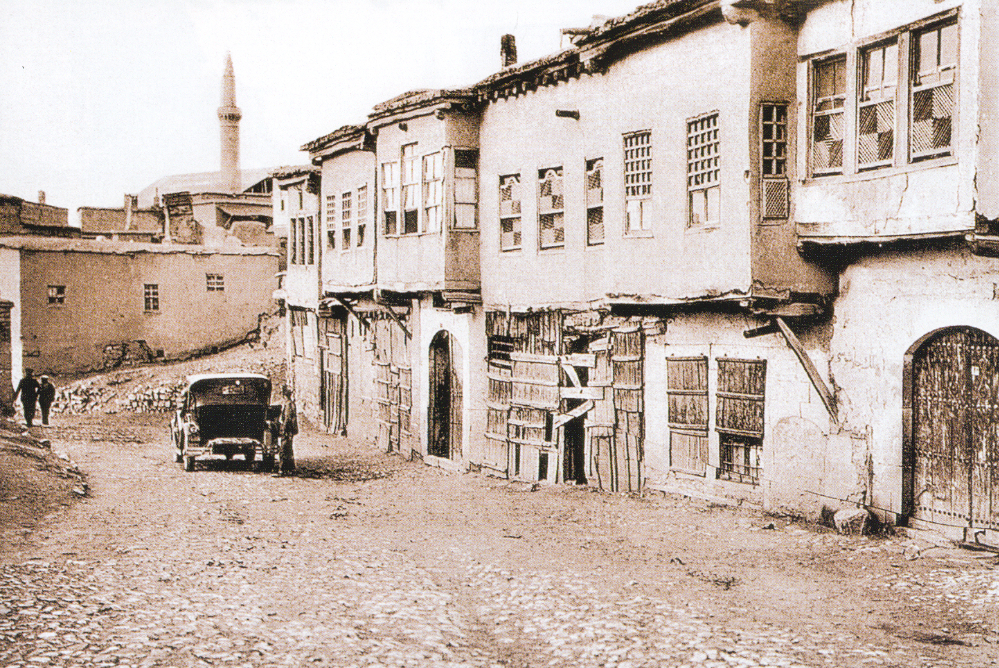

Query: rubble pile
[50,356,285,416]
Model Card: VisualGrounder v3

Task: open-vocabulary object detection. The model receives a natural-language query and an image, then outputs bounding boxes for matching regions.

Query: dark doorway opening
[429,331,462,460]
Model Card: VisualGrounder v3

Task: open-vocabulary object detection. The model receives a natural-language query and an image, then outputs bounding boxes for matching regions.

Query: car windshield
[190,377,270,407]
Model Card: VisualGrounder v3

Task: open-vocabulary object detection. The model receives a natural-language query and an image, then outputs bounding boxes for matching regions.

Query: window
[811,56,846,174]
[761,103,789,220]
[280,193,285,212]
[911,21,957,160]
[537,167,564,249]
[454,149,479,229]
[298,189,304,210]
[381,161,399,235]
[356,185,367,247]
[402,143,419,234]
[624,131,651,233]
[326,193,336,249]
[307,216,315,265]
[716,358,766,484]
[586,158,604,245]
[289,216,297,265]
[143,284,159,312]
[341,191,352,249]
[859,41,898,168]
[423,152,444,233]
[687,113,720,227]
[206,274,224,291]
[47,285,65,305]
[667,357,708,475]
[499,174,522,251]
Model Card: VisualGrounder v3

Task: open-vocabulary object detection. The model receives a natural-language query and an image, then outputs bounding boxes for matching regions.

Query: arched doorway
[428,331,462,460]
[906,326,999,532]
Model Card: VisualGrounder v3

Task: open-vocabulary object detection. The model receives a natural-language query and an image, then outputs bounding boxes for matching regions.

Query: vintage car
[171,373,282,472]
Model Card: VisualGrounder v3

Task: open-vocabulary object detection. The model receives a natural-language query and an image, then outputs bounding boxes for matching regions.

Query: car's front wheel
[184,455,195,472]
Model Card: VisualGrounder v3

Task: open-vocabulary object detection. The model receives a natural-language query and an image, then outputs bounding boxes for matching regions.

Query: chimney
[124,194,136,231]
[37,190,45,205]
[501,34,517,68]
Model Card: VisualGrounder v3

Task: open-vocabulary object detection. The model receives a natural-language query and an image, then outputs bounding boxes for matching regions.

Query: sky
[0,0,645,221]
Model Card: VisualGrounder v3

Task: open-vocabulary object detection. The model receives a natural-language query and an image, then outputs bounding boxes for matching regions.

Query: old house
[0,237,279,374]
[0,192,79,239]
[475,1,836,499]
[298,90,486,469]
[79,195,164,243]
[792,0,999,542]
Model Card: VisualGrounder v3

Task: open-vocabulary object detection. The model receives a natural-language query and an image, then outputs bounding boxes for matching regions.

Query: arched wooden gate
[908,326,999,532]
[429,331,462,460]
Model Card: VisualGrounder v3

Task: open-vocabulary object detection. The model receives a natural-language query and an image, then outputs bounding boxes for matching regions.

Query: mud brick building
[0,192,79,239]
[285,0,999,543]
[0,237,279,375]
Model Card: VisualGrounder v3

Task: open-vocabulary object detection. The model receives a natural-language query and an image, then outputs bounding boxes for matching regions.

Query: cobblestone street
[2,414,998,667]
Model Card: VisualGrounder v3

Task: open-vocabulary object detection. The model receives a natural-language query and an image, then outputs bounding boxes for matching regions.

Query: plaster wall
[375,114,448,292]
[644,312,856,515]
[284,183,321,310]
[479,20,757,309]
[828,245,999,519]
[320,149,376,291]
[795,0,980,238]
[19,248,278,374]
[0,249,22,387]
[414,298,485,468]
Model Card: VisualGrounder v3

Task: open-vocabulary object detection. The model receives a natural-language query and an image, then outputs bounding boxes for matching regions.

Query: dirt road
[1,413,997,667]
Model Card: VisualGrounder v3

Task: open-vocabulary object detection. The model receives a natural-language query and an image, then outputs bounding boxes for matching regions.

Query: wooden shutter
[716,358,766,437]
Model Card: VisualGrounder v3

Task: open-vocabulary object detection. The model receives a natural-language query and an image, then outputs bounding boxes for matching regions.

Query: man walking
[13,369,40,428]
[38,375,55,426]
[278,385,297,475]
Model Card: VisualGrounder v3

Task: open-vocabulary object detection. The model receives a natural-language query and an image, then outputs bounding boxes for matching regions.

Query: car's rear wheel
[184,455,195,472]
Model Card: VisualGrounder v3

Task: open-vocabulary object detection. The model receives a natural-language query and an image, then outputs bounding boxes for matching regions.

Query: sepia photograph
[1,0,997,666]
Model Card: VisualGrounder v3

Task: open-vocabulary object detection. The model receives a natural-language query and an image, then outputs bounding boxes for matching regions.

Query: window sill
[143,310,161,315]
[623,230,653,239]
[539,245,565,253]
[499,247,522,253]
[802,154,958,186]
[685,223,720,233]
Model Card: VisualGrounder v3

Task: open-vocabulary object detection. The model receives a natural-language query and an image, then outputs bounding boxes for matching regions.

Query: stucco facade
[2,238,278,375]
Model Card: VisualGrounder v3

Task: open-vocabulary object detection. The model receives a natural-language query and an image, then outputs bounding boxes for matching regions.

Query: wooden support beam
[377,301,411,340]
[553,400,595,429]
[560,360,582,388]
[330,296,370,332]
[774,317,838,425]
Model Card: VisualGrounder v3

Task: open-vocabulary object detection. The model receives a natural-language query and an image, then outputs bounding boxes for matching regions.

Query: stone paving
[1,416,997,667]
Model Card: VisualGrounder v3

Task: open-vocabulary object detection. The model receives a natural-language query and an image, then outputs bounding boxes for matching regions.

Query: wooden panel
[667,357,708,430]
[670,431,708,476]
[716,358,766,437]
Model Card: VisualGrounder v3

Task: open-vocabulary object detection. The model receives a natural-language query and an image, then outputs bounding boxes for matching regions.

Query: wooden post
[774,317,838,425]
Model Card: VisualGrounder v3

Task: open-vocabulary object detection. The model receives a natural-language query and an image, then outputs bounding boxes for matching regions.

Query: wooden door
[913,327,999,530]
[428,331,461,459]
[323,317,347,435]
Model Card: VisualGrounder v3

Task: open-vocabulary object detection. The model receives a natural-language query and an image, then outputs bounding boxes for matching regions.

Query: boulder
[833,507,874,535]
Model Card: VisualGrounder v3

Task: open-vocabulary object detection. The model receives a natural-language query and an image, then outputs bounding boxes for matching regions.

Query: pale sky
[0,0,644,221]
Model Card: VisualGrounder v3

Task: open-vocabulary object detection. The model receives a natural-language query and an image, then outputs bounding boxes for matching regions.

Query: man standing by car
[279,385,297,475]
[38,375,55,426]
[13,368,39,428]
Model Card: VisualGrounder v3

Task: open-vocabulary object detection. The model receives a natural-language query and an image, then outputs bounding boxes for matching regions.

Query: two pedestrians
[12,370,55,427]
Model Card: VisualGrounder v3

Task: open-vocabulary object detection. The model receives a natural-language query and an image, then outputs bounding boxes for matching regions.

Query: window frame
[46,284,66,306]
[381,160,399,236]
[667,356,709,476]
[686,112,721,228]
[585,157,604,246]
[623,130,652,236]
[356,185,367,247]
[537,166,564,250]
[453,148,479,230]
[422,151,444,234]
[499,173,522,252]
[143,283,160,313]
[804,9,959,180]
[341,190,352,250]
[715,357,766,485]
[325,192,336,250]
[401,142,420,235]
[205,273,224,292]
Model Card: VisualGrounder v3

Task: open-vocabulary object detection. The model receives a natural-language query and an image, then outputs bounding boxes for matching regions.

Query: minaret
[218,53,242,194]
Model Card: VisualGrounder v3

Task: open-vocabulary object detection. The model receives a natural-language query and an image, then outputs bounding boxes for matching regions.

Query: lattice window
[761,104,789,220]
[811,56,846,174]
[859,41,898,168]
[716,358,766,484]
[586,158,604,245]
[687,113,720,227]
[454,149,478,229]
[325,193,336,249]
[422,152,444,233]
[205,274,224,292]
[911,21,957,160]
[341,191,352,249]
[356,185,367,247]
[402,143,419,234]
[47,285,65,305]
[538,167,564,249]
[143,284,159,312]
[624,131,651,233]
[499,174,521,251]
[381,161,398,235]
[667,357,708,475]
